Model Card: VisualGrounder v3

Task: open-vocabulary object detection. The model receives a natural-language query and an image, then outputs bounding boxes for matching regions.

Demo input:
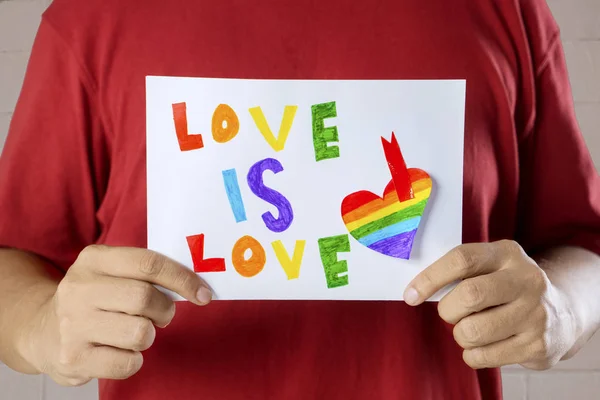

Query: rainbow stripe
[341,169,432,259]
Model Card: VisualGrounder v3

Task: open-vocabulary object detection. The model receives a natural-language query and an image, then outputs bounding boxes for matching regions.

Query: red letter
[173,102,204,151]
[186,234,226,273]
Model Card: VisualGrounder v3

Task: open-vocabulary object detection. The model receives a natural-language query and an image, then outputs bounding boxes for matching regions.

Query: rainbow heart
[341,134,432,259]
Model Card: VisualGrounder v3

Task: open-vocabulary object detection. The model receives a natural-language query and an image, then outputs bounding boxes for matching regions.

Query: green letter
[311,101,340,161]
[318,234,351,289]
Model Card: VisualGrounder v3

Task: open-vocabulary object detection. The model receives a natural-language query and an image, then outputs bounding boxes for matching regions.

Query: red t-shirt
[1,0,599,399]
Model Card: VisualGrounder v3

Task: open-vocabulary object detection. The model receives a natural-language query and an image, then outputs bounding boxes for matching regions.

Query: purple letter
[247,158,294,233]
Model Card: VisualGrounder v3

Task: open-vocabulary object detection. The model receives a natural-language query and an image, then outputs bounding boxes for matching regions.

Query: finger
[89,276,176,328]
[438,269,526,324]
[54,345,143,382]
[86,311,156,352]
[77,245,212,306]
[83,346,144,380]
[462,332,547,369]
[452,300,532,349]
[58,377,92,387]
[47,372,92,388]
[404,242,502,305]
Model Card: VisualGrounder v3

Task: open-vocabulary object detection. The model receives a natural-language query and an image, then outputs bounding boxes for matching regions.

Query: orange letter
[232,235,266,278]
[172,102,204,151]
[212,104,240,143]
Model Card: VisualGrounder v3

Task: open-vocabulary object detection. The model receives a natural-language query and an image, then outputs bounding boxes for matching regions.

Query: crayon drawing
[146,77,465,301]
[341,133,433,260]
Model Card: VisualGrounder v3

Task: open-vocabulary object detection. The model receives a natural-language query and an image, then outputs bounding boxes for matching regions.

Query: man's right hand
[22,245,212,386]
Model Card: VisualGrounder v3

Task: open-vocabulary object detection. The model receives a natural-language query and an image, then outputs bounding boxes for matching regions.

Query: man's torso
[41,0,554,398]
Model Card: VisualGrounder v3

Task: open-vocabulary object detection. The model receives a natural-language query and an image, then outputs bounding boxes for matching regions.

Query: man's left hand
[404,240,578,370]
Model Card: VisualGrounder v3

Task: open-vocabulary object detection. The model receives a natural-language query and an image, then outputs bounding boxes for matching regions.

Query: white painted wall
[1,0,599,398]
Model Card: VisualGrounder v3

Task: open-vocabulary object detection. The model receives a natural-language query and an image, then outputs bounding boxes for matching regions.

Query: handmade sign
[146,77,465,301]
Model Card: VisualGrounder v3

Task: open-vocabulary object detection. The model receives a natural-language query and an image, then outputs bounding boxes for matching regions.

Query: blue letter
[247,158,294,233]
[222,169,247,223]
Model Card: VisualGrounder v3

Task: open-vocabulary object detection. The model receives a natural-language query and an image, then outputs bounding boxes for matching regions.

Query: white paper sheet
[146,77,465,301]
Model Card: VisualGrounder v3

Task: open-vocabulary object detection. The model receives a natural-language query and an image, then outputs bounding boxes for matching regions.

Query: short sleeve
[0,18,109,270]
[516,36,600,256]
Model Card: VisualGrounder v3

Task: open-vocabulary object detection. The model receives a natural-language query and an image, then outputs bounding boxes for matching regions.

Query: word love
[186,233,351,289]
[172,101,339,161]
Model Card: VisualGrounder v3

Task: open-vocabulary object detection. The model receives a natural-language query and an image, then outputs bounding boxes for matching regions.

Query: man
[0,0,599,399]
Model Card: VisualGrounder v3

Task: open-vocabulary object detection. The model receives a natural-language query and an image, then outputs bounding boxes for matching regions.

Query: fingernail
[404,287,420,306]
[196,287,213,305]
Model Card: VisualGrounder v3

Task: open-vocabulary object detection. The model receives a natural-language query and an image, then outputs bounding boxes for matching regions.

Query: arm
[0,249,60,374]
[403,241,599,370]
[400,33,600,367]
[0,245,211,386]
[537,246,600,359]
[0,14,213,385]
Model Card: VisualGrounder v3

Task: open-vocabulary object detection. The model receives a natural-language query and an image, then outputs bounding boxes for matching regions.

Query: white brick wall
[0,0,599,399]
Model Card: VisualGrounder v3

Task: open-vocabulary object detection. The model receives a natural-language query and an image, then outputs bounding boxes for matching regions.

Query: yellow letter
[249,105,298,152]
[271,240,306,280]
